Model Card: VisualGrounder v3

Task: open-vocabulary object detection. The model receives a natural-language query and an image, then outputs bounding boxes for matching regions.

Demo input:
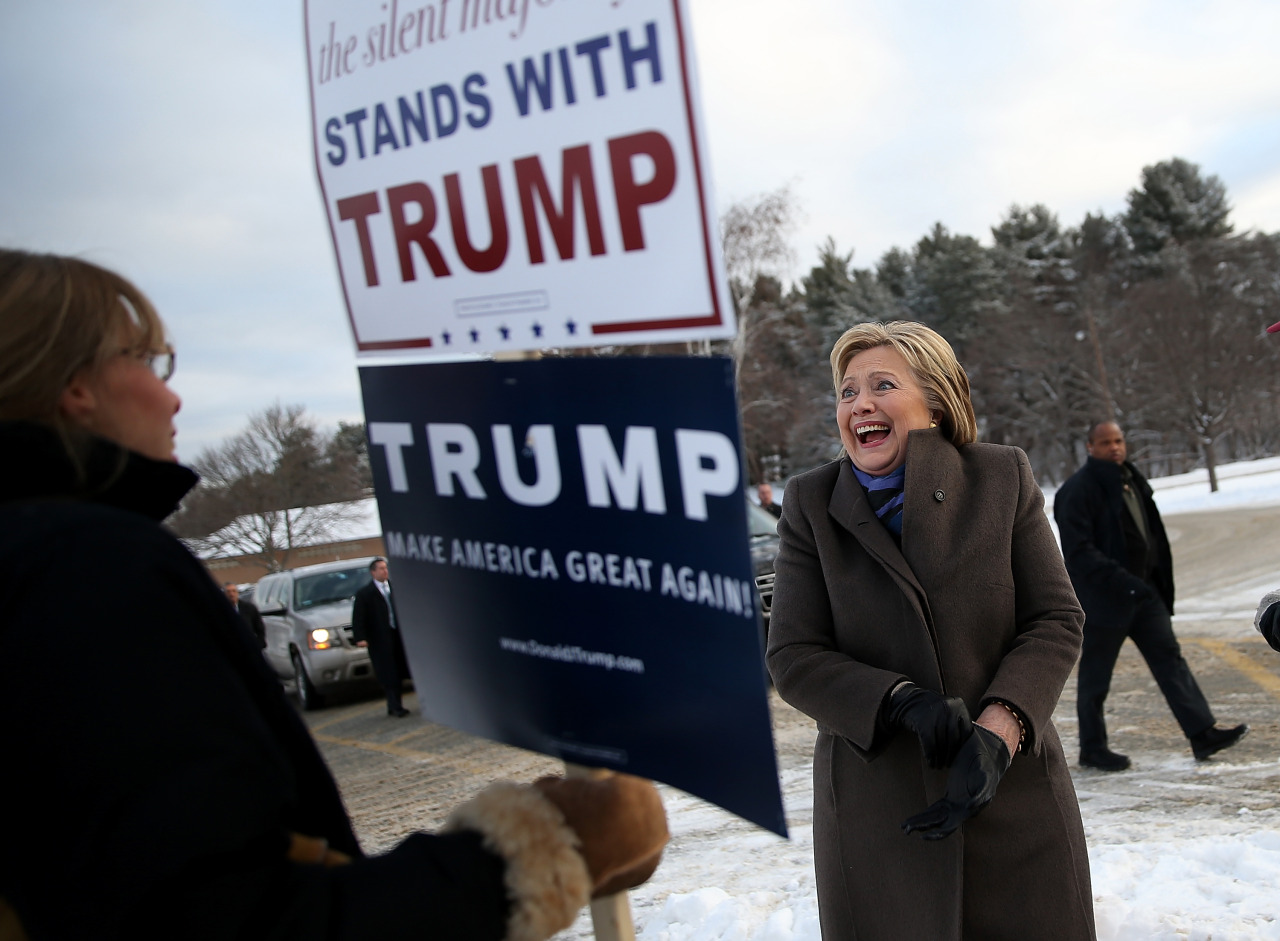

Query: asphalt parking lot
[303,503,1280,856]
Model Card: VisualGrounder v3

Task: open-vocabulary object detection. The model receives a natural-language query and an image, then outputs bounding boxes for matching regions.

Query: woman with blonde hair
[767,321,1095,939]
[0,249,667,940]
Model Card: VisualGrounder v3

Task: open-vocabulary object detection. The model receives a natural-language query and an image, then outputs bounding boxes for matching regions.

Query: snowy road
[308,499,1280,940]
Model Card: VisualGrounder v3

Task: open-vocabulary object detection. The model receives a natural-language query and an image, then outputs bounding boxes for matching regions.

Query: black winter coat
[1053,456,1175,623]
[351,580,404,688]
[238,597,268,648]
[0,422,509,941]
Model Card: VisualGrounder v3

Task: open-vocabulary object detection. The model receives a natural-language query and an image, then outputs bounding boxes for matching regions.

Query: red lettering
[336,191,382,286]
[514,145,606,264]
[445,165,509,273]
[387,182,451,280]
[335,135,676,285]
[608,131,676,252]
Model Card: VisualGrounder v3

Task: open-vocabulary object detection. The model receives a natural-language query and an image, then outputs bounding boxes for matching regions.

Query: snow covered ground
[562,457,1280,941]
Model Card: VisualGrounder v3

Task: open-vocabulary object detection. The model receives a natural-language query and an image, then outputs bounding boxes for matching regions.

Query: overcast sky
[2,0,1277,458]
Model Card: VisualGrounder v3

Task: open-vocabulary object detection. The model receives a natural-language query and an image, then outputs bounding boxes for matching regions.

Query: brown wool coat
[766,429,1096,941]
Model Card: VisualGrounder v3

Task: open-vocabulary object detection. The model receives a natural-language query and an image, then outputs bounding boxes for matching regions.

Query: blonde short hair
[829,321,978,446]
[0,249,167,430]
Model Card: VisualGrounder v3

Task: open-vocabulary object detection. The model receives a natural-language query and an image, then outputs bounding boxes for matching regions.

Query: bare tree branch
[171,403,373,572]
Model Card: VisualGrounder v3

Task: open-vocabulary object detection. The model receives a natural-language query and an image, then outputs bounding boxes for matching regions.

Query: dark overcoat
[0,422,509,940]
[1053,456,1175,621]
[236,597,267,648]
[352,579,409,689]
[766,429,1095,940]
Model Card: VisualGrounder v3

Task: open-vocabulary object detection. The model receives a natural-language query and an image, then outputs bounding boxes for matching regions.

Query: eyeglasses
[147,347,176,382]
[122,345,176,382]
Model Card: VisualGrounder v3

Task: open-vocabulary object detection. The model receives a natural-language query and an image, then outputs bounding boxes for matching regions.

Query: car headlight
[308,628,335,650]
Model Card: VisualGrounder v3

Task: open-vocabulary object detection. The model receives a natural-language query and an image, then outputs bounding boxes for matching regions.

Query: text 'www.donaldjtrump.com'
[498,637,645,674]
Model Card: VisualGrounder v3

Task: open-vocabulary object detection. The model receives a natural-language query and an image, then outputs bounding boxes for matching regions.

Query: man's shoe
[1079,748,1131,772]
[388,707,410,718]
[1190,724,1248,761]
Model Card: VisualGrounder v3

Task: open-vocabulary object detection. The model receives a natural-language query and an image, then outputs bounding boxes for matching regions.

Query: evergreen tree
[800,238,902,349]
[1071,211,1134,426]
[734,275,829,481]
[716,159,1280,486]
[905,223,1004,351]
[802,237,857,332]
[1124,157,1233,254]
[971,206,1091,479]
[875,247,913,301]
[1114,234,1280,489]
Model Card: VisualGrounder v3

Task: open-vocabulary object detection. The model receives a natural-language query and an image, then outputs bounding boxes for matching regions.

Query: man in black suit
[757,482,782,519]
[351,557,412,717]
[224,582,265,649]
[1054,420,1246,771]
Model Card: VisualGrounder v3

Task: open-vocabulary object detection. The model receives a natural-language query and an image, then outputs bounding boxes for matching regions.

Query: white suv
[255,558,377,709]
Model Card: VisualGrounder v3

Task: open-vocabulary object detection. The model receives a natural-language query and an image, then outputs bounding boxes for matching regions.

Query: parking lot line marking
[386,730,428,746]
[310,731,501,774]
[1186,638,1280,700]
[307,702,387,733]
[310,732,428,759]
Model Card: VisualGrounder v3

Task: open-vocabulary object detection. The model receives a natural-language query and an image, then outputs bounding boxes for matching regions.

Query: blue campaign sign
[358,356,786,836]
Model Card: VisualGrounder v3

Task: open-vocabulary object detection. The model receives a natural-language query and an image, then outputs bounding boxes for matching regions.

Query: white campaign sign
[305,0,735,357]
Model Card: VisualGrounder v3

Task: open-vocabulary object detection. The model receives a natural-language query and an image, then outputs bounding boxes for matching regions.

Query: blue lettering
[506,52,555,115]
[575,35,611,98]
[398,92,430,146]
[431,83,459,137]
[463,73,491,129]
[324,117,347,166]
[344,108,369,159]
[557,47,577,105]
[620,23,661,90]
[372,103,399,155]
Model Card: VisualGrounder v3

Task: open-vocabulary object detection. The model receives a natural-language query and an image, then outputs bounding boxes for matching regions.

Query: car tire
[292,650,324,711]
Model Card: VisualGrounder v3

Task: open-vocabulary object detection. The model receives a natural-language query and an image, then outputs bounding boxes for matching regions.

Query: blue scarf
[853,464,906,536]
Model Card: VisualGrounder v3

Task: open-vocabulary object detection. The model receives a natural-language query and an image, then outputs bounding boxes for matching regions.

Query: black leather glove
[1125,577,1158,605]
[902,724,1011,840]
[884,682,973,769]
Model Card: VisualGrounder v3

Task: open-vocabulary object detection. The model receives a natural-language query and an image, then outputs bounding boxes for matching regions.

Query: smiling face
[837,345,936,475]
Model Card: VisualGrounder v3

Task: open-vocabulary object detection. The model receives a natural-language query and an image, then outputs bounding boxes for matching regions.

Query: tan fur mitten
[532,770,669,898]
[443,782,592,941]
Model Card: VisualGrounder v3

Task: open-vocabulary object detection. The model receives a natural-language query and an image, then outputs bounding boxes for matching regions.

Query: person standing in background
[352,557,412,717]
[756,482,782,518]
[224,582,265,649]
[1054,420,1247,771]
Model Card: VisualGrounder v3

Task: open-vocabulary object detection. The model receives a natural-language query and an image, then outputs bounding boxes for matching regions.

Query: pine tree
[1124,157,1233,254]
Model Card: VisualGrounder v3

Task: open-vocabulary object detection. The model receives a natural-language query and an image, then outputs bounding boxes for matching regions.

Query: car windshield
[746,500,779,537]
[294,566,372,610]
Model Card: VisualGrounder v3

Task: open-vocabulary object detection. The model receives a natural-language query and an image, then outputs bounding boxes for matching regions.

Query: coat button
[934,489,945,502]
